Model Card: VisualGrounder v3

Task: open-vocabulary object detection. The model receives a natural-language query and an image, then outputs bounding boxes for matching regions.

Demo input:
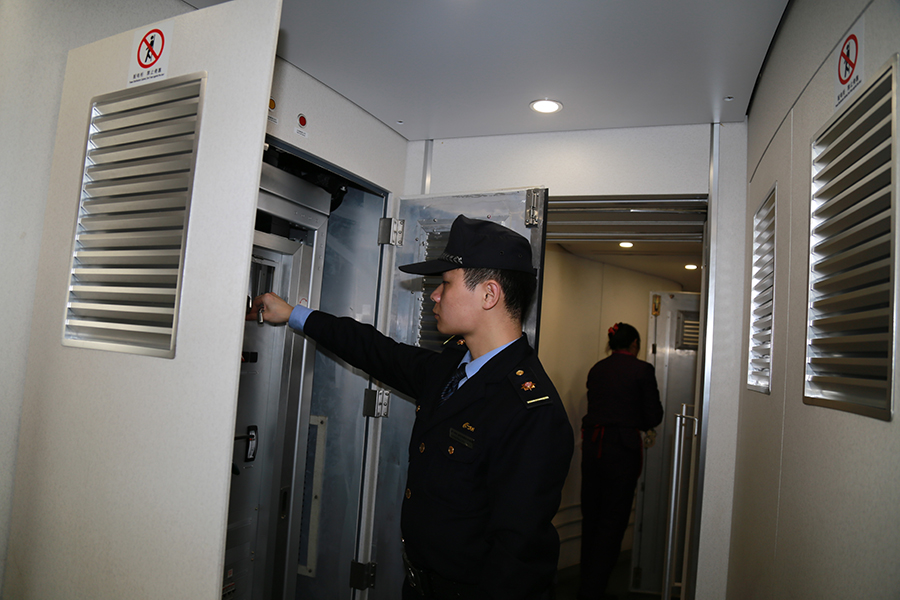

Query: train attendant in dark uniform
[578,323,663,600]
[250,215,574,599]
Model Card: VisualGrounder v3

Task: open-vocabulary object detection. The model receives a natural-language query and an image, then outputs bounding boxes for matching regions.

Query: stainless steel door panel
[294,187,387,600]
[226,176,324,600]
[226,245,302,600]
[390,189,547,348]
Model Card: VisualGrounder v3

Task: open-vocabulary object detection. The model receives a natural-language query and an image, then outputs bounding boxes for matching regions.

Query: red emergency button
[298,114,307,127]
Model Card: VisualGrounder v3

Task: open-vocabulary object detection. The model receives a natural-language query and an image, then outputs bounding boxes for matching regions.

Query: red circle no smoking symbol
[838,34,858,85]
[138,29,165,68]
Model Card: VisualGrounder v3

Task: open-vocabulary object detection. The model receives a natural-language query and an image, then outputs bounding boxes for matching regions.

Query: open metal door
[391,189,548,348]
[345,189,549,599]
[12,2,282,598]
[290,183,390,600]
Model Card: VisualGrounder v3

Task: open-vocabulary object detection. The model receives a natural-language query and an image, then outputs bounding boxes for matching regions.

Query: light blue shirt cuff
[288,304,313,332]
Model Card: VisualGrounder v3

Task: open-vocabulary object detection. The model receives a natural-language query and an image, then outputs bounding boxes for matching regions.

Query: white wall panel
[693,121,747,600]
[539,244,605,569]
[267,58,408,196]
[775,16,900,595]
[728,117,790,599]
[0,0,192,592]
[4,1,281,598]
[406,124,710,197]
[405,140,429,196]
[738,0,900,597]
[748,0,869,184]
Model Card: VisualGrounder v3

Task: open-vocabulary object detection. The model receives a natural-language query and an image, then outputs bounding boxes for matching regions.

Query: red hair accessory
[608,323,620,336]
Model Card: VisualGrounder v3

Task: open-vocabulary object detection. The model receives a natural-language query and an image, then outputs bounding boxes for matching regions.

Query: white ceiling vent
[62,74,206,358]
[805,56,897,420]
[748,188,776,394]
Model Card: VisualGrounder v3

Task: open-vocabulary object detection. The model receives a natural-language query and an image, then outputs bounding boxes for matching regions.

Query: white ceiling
[275,0,788,141]
[188,0,789,289]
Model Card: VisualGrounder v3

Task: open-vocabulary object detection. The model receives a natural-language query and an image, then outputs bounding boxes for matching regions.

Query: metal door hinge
[349,560,377,590]
[363,389,391,418]
[525,188,544,228]
[378,217,405,246]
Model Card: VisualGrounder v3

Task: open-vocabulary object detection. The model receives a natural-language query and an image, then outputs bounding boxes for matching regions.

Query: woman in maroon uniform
[579,323,664,600]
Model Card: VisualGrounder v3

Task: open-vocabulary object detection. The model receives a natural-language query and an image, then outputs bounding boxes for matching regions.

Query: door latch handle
[234,425,258,462]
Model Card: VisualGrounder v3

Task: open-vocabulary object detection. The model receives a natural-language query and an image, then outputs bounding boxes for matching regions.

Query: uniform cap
[399,215,536,275]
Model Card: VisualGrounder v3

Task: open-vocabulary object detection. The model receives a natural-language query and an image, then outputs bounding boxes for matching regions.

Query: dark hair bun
[608,322,640,351]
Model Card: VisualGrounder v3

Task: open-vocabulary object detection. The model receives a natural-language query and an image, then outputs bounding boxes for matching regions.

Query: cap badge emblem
[439,252,464,265]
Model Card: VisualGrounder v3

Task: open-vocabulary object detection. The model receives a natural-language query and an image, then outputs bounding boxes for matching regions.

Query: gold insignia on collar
[521,381,536,391]
[516,370,524,376]
[463,422,475,432]
[457,338,466,345]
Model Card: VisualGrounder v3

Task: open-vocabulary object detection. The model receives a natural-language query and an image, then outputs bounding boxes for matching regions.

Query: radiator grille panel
[676,311,700,351]
[62,75,205,358]
[748,189,776,393]
[804,58,896,420]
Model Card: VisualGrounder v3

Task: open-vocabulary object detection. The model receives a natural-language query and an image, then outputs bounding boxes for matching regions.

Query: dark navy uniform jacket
[303,310,574,599]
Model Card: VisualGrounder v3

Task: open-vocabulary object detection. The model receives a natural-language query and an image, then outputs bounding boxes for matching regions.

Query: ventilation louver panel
[62,75,206,358]
[805,57,897,420]
[676,311,700,351]
[748,189,776,393]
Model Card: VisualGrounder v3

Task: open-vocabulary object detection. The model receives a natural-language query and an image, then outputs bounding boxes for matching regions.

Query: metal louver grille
[676,311,700,351]
[805,58,896,420]
[63,75,205,358]
[748,190,776,393]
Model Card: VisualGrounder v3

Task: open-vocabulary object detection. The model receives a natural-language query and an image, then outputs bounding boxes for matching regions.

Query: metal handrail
[662,405,698,600]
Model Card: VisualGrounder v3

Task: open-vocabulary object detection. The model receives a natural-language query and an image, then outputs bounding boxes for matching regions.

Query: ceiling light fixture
[530,99,563,114]
[619,242,634,248]
[685,264,698,270]
[724,96,735,102]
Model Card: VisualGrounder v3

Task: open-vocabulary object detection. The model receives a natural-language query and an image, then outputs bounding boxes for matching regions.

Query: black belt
[401,544,479,599]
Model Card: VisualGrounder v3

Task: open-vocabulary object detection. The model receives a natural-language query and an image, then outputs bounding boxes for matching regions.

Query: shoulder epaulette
[508,367,553,408]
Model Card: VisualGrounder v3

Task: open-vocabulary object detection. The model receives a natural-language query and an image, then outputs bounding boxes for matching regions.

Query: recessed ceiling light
[530,99,563,114]
[724,96,735,102]
[685,264,698,270]
[619,241,634,248]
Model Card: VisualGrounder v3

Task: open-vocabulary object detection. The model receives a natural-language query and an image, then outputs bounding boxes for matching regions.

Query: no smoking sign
[129,21,173,87]
[838,34,858,85]
[138,29,165,69]
[834,18,864,110]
